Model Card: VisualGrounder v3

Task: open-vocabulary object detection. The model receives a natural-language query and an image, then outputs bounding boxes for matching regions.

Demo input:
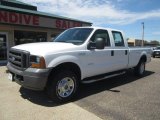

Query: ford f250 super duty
[7,27,152,102]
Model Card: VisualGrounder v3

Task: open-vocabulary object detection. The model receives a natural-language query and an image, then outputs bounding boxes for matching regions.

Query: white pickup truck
[7,27,152,102]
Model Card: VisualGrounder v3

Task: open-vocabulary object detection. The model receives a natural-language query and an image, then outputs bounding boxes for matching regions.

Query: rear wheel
[47,70,79,102]
[134,60,145,77]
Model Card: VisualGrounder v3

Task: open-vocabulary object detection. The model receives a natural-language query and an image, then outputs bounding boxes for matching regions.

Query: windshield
[54,28,93,45]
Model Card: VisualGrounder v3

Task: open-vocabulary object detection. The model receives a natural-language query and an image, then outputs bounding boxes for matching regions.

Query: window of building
[0,34,7,61]
[14,30,47,45]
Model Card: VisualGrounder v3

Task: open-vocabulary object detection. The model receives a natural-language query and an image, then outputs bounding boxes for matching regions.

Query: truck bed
[128,47,152,68]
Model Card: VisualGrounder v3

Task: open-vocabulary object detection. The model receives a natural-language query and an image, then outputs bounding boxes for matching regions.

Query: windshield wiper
[55,40,67,43]
[65,40,83,45]
[54,40,83,45]
[66,40,83,43]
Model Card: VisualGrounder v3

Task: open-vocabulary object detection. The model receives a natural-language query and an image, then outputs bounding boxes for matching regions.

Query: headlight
[30,55,46,69]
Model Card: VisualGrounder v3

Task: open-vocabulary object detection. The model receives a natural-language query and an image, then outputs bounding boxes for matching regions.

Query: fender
[47,54,82,70]
[47,55,85,79]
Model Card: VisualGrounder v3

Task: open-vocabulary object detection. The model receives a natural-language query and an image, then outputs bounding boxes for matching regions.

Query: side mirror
[95,38,105,49]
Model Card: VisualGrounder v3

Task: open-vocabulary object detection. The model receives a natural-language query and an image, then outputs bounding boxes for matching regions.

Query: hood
[13,42,78,56]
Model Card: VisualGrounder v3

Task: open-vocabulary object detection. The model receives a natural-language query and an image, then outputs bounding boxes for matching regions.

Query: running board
[82,71,126,84]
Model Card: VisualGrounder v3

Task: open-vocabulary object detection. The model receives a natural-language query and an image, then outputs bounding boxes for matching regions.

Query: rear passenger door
[111,31,128,70]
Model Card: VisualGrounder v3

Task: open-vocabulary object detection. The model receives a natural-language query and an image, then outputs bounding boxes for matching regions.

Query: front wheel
[47,70,79,102]
[134,60,145,77]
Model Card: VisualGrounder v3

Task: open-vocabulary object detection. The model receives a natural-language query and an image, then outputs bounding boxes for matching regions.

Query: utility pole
[141,22,144,46]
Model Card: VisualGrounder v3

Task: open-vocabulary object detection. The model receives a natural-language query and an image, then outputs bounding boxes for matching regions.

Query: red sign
[0,10,86,29]
[0,11,39,25]
[56,19,82,29]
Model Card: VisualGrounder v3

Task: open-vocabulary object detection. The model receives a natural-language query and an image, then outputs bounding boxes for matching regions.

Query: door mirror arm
[87,41,96,50]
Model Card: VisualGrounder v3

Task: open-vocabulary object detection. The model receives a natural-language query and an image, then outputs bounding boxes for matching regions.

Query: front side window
[54,28,93,45]
[90,29,110,46]
[112,31,125,47]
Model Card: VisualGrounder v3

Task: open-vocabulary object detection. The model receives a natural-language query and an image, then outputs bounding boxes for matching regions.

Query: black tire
[134,60,145,77]
[47,70,79,103]
[153,55,155,58]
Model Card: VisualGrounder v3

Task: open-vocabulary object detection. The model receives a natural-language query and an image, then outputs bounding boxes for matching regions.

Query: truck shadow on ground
[74,70,154,100]
[19,70,154,107]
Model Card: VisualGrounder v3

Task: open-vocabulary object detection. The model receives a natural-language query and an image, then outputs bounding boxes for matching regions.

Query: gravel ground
[0,66,102,120]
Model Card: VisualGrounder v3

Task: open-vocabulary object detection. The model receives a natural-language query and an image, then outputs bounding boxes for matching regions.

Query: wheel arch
[140,54,147,63]
[134,55,146,77]
[46,62,81,88]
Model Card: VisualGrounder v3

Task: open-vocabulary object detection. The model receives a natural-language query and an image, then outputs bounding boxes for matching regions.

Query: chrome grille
[9,48,30,70]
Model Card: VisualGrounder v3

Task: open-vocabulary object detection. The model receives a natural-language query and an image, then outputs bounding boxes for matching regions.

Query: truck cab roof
[74,26,123,33]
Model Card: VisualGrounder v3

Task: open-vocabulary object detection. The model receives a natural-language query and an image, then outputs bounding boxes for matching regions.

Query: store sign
[0,10,84,29]
[0,11,39,25]
[55,19,82,29]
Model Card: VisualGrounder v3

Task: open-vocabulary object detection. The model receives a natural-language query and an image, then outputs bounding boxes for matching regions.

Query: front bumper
[7,63,51,91]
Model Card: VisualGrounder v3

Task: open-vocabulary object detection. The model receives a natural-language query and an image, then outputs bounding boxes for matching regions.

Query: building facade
[127,38,143,46]
[128,38,158,47]
[0,0,92,63]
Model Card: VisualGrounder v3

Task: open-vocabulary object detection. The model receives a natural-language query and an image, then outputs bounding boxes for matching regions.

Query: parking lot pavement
[0,66,102,120]
[74,58,160,120]
[0,58,160,120]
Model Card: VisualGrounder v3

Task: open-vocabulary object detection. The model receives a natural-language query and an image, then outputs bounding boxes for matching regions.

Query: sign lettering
[0,10,85,29]
[0,11,39,26]
[55,19,82,29]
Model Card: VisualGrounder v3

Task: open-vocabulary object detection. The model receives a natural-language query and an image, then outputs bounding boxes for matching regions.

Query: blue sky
[20,0,160,41]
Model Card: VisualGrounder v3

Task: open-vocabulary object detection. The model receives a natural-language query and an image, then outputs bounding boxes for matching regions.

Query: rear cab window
[112,31,125,47]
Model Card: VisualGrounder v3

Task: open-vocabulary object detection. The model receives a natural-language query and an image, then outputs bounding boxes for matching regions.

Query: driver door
[83,29,113,78]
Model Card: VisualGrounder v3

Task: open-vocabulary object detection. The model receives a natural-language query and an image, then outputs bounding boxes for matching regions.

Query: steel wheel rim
[57,77,75,98]
[140,63,145,74]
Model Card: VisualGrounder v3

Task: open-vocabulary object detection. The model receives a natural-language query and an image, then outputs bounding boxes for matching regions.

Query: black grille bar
[9,53,21,59]
[9,48,30,70]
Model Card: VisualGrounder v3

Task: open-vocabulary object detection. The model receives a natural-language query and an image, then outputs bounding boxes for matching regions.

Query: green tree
[150,40,160,45]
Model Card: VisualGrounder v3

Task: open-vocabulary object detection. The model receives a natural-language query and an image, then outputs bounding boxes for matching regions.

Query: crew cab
[7,27,152,102]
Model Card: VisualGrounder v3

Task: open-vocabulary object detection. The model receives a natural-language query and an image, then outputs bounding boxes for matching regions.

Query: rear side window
[90,29,110,46]
[112,31,125,47]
